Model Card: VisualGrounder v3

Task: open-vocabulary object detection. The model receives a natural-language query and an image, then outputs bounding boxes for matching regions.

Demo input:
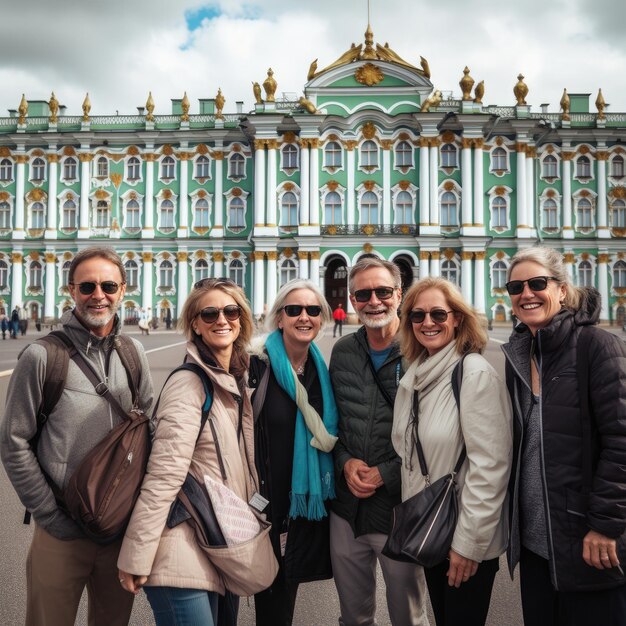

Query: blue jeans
[144,586,218,626]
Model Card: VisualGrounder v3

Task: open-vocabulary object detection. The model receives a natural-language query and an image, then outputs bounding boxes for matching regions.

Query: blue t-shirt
[370,346,392,371]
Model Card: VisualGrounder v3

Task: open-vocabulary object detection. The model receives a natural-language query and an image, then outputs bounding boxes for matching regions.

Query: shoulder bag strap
[114,335,141,405]
[366,353,395,408]
[576,327,594,495]
[252,364,271,422]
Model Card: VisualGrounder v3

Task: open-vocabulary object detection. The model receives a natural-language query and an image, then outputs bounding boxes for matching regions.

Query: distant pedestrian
[10,306,20,339]
[19,304,29,336]
[0,308,8,340]
[332,303,347,338]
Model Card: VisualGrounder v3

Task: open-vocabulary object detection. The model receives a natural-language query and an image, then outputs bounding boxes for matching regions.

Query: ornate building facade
[1,25,626,325]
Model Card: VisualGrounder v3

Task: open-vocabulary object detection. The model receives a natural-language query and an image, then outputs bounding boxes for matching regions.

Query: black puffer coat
[502,288,626,592]
[329,326,403,536]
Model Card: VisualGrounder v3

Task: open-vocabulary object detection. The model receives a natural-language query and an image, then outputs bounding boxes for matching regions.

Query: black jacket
[329,326,403,536]
[502,289,626,592]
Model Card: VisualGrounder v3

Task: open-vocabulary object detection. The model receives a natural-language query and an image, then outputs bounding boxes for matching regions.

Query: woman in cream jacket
[118,278,259,626]
[392,277,512,626]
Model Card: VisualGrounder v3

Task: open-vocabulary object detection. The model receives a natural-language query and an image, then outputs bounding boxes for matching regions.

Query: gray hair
[69,246,126,284]
[348,256,401,293]
[265,279,333,331]
[507,246,583,310]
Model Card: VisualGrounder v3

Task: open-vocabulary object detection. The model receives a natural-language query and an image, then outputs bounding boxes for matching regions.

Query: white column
[597,156,609,237]
[562,157,573,238]
[212,252,224,279]
[266,252,277,307]
[78,155,91,238]
[419,141,429,226]
[429,142,439,226]
[526,150,535,233]
[310,252,320,288]
[179,156,189,233]
[266,141,277,227]
[430,252,441,277]
[597,254,609,323]
[46,157,58,238]
[309,140,320,225]
[142,252,153,311]
[176,251,189,318]
[461,252,473,303]
[14,157,26,239]
[145,155,156,236]
[419,251,430,278]
[44,252,56,320]
[298,251,309,280]
[564,252,575,283]
[461,141,472,228]
[382,145,392,225]
[253,252,265,317]
[473,141,484,226]
[347,148,356,225]
[254,141,266,228]
[212,154,224,233]
[516,145,528,237]
[11,253,24,309]
[474,252,486,314]
[299,140,310,225]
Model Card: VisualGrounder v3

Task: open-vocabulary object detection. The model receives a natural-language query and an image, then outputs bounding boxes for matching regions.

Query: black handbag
[383,356,466,568]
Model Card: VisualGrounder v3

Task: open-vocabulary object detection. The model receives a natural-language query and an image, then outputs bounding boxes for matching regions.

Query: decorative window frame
[0,195,14,233]
[58,190,79,232]
[158,154,178,183]
[190,190,213,234]
[576,254,596,288]
[191,251,211,284]
[488,140,511,176]
[29,154,47,185]
[226,251,247,288]
[489,252,510,296]
[320,184,345,227]
[24,255,44,295]
[120,190,144,234]
[90,190,113,230]
[490,301,512,322]
[608,150,626,185]
[155,190,178,234]
[358,139,380,173]
[322,138,343,173]
[394,140,414,172]
[56,255,73,295]
[122,252,142,294]
[573,189,597,233]
[124,154,143,185]
[94,154,109,179]
[391,182,417,225]
[26,198,47,233]
[610,257,626,294]
[280,142,299,175]
[0,157,15,185]
[486,185,513,233]
[356,182,383,225]
[439,140,459,173]
[227,145,248,181]
[539,148,561,182]
[539,188,562,233]
[440,253,461,286]
[60,155,79,184]
[224,188,249,233]
[155,252,176,295]
[0,252,11,293]
[609,196,626,230]
[278,254,298,286]
[573,146,595,183]
[193,153,212,182]
[277,182,301,231]
[438,181,461,231]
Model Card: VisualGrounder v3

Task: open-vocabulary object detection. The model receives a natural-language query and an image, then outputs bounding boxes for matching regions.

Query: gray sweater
[0,311,154,540]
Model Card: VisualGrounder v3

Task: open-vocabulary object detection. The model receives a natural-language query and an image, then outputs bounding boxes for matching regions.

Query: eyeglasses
[353,287,396,303]
[70,281,122,295]
[409,309,455,324]
[281,304,322,317]
[194,277,237,290]
[198,305,241,324]
[505,276,558,296]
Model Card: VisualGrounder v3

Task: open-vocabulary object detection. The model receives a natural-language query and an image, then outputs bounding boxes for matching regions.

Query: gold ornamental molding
[127,145,140,156]
[45,252,57,263]
[0,191,8,201]
[283,247,294,258]
[161,145,174,156]
[297,251,309,260]
[12,252,23,263]
[579,190,590,198]
[563,253,575,264]
[495,250,506,259]
[28,188,45,201]
[363,180,376,191]
[429,138,441,148]
[212,151,224,160]
[178,152,192,161]
[176,252,188,262]
[30,251,40,261]
[610,187,626,199]
[78,153,94,163]
[461,251,474,261]
[431,251,441,260]
[283,182,294,191]
[546,145,555,154]
[142,252,153,263]
[442,131,456,144]
[443,181,455,192]
[95,189,108,200]
[197,190,207,199]
[0,147,11,157]
[210,251,223,262]
[546,189,556,198]
[561,151,575,161]
[299,139,310,150]
[361,122,377,140]
[494,186,506,196]
[495,137,504,147]
[161,251,171,261]
[266,251,278,261]
[15,155,29,164]
[515,143,527,154]
[363,242,374,252]
[419,251,430,261]
[418,137,430,148]
[47,154,59,163]
[31,149,44,157]
[443,248,455,260]
[231,187,242,197]
[309,138,320,149]
[63,146,76,156]
[110,173,123,189]
[345,140,358,151]
[254,139,267,150]
[475,251,486,261]
[399,180,411,190]
[252,251,265,261]
[581,252,590,261]
[327,180,339,191]
[309,251,320,260]
[231,251,241,259]
[461,138,473,150]
[578,145,591,155]
[596,151,609,161]
[145,153,158,162]
[398,132,410,141]
[283,131,296,143]
[162,189,173,200]
[598,253,610,263]
[355,63,384,86]
[196,144,209,155]
[266,139,279,151]
[196,250,208,260]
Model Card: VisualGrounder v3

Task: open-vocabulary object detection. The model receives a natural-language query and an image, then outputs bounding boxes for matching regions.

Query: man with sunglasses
[329,257,429,626]
[1,246,154,626]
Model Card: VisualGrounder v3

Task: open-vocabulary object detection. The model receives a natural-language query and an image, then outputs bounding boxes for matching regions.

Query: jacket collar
[61,309,120,354]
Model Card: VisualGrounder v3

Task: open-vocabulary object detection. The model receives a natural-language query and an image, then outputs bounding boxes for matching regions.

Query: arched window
[360,191,378,224]
[280,259,298,286]
[542,154,558,178]
[124,260,138,289]
[395,141,412,168]
[63,157,77,181]
[161,156,175,180]
[441,144,457,168]
[127,156,141,180]
[159,260,173,288]
[96,156,108,177]
[195,198,210,228]
[229,153,245,178]
[492,260,507,289]
[613,260,626,288]
[441,192,458,226]
[95,200,109,227]
[280,192,298,227]
[577,198,593,229]
[31,202,45,229]
[324,141,342,168]
[543,198,558,229]
[62,199,77,230]
[31,158,46,181]
[360,141,378,168]
[126,199,141,230]
[576,155,591,178]
[490,147,507,171]
[0,159,14,181]
[441,259,459,285]
[194,259,209,284]
[395,191,413,224]
[30,261,42,289]
[0,259,8,289]
[0,201,11,229]
[159,199,175,231]
[195,155,210,179]
[612,199,626,228]
[282,144,298,170]
[324,191,342,225]
[228,259,244,287]
[491,196,508,229]
[228,197,245,230]
[578,260,593,287]
[61,261,71,288]
[612,155,625,179]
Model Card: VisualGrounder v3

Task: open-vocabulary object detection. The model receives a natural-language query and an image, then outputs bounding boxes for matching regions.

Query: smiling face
[69,257,126,337]
[410,287,459,357]
[278,288,322,352]
[509,260,566,335]
[349,267,401,330]
[192,289,241,368]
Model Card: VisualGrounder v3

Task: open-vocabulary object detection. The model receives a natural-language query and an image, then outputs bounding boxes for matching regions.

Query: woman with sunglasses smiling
[502,246,626,626]
[392,277,512,626]
[118,278,265,626]
[248,279,338,626]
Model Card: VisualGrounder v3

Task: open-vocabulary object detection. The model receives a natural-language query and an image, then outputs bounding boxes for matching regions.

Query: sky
[1,0,624,118]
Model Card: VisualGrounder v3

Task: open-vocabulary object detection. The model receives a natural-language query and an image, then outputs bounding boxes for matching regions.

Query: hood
[61,309,121,353]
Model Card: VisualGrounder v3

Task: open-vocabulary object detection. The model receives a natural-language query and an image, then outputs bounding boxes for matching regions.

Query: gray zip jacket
[0,310,154,540]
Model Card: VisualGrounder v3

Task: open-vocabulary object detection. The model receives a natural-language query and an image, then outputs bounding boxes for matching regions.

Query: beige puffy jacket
[118,342,257,593]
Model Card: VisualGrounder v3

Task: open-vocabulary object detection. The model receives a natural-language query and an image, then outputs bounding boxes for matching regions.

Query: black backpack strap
[576,327,594,495]
[451,354,468,474]
[114,335,141,405]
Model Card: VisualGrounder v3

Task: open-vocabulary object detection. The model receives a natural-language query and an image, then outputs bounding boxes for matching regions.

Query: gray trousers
[330,512,430,626]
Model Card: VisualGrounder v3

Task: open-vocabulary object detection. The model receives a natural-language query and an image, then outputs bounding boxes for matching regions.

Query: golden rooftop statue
[595,89,606,121]
[474,80,485,104]
[263,68,277,102]
[145,91,155,121]
[514,74,528,106]
[460,67,474,101]
[252,81,263,104]
[560,88,570,121]
[181,91,190,122]
[420,89,442,113]
[299,96,318,114]
[18,94,28,124]
[48,92,59,123]
[215,88,225,120]
[82,93,91,122]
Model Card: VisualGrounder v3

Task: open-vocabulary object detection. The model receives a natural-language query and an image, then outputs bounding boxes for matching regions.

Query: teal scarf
[265,330,338,520]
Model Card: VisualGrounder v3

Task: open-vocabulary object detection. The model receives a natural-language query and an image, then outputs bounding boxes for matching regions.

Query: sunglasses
[194,277,237,290]
[71,281,122,295]
[505,276,558,296]
[353,287,396,303]
[409,309,455,324]
[198,305,241,324]
[281,304,322,317]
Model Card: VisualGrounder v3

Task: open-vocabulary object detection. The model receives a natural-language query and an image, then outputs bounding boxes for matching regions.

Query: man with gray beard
[329,256,429,626]
[1,246,153,626]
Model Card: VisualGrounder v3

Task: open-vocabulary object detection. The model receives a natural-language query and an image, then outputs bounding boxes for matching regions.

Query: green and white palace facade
[1,25,626,325]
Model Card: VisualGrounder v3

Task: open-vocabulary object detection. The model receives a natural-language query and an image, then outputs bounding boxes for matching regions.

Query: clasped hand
[344,458,383,498]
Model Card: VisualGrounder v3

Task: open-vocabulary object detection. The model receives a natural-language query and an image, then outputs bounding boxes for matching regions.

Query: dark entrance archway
[325,256,348,310]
